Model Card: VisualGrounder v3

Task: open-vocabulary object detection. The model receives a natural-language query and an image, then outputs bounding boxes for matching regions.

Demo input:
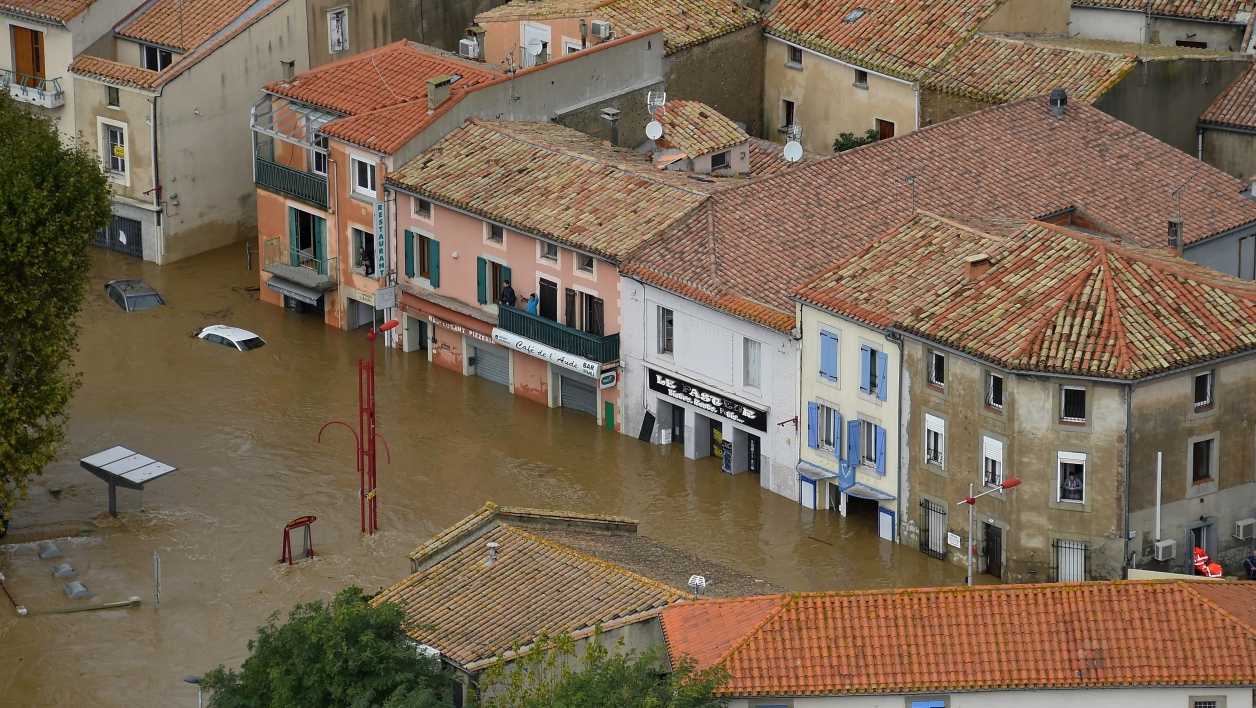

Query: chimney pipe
[280,59,295,81]
[427,75,452,109]
[484,541,499,566]
[601,107,620,147]
[964,253,991,282]
[1048,87,1067,118]
[1167,218,1184,254]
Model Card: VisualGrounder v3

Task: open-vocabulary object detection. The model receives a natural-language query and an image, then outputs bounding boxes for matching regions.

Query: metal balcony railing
[3,69,64,108]
[254,154,328,208]
[497,306,620,363]
[261,238,338,291]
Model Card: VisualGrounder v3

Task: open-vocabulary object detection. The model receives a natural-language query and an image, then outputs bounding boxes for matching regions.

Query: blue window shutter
[404,230,415,278]
[875,426,886,475]
[476,257,487,304]
[820,332,838,381]
[860,346,872,394]
[877,351,889,401]
[806,403,819,449]
[847,419,861,463]
[429,239,440,288]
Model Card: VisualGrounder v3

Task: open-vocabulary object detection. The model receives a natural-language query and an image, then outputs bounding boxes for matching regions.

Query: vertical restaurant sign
[647,368,767,431]
[374,201,388,276]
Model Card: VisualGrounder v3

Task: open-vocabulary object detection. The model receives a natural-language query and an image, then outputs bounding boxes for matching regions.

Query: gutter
[1122,383,1132,577]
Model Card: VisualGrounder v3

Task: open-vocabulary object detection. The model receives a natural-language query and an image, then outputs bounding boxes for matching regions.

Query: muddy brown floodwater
[0,243,963,705]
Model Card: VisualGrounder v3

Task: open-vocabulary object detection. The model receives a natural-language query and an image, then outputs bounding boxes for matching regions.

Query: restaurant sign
[648,368,766,431]
[492,329,600,377]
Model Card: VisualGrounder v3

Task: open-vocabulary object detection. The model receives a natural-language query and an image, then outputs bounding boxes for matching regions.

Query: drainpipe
[1197,127,1203,161]
[150,93,163,263]
[1123,384,1132,576]
[891,329,905,542]
[1155,450,1162,541]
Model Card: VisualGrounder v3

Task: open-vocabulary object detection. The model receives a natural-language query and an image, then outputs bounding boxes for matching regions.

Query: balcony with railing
[497,306,620,363]
[2,69,64,108]
[254,139,328,208]
[261,238,339,291]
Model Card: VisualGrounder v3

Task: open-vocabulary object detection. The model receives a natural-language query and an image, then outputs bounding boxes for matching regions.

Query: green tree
[0,94,111,519]
[481,631,729,708]
[833,128,880,153]
[202,587,455,708]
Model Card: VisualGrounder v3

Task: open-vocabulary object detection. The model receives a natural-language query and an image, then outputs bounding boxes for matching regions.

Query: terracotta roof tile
[116,0,259,50]
[0,0,95,23]
[765,0,1003,80]
[653,99,748,158]
[1202,62,1256,129]
[795,212,1256,378]
[746,137,822,177]
[659,596,783,671]
[621,96,1256,329]
[67,55,159,88]
[477,0,759,55]
[1074,0,1253,22]
[926,35,1138,103]
[386,119,727,261]
[663,581,1256,696]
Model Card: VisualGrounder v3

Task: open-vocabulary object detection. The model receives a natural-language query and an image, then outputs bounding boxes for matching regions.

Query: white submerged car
[195,325,266,352]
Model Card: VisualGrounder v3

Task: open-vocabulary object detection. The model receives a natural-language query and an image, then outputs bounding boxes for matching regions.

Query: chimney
[427,75,452,109]
[601,107,620,147]
[1167,218,1184,254]
[484,541,499,567]
[1049,87,1067,118]
[280,59,295,81]
[964,253,991,282]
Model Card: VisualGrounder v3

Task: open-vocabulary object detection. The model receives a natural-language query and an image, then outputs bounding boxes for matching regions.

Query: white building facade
[620,279,800,501]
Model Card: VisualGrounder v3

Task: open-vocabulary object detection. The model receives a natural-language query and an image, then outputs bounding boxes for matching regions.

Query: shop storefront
[491,329,613,424]
[646,368,767,474]
[398,293,500,387]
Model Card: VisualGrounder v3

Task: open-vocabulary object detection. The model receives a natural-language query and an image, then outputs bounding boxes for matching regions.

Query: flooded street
[0,243,962,706]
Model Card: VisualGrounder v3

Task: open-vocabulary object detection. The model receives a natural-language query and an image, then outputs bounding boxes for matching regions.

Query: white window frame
[924,414,945,468]
[1060,386,1086,423]
[711,151,730,171]
[861,419,877,467]
[1193,371,1213,409]
[743,337,761,389]
[141,44,172,71]
[310,134,328,176]
[817,403,838,451]
[982,436,1003,487]
[412,197,432,221]
[577,253,595,272]
[986,371,1004,410]
[1057,451,1086,504]
[657,306,674,355]
[539,241,558,261]
[350,155,376,198]
[928,350,945,388]
[99,117,129,186]
[328,7,349,53]
[563,38,581,55]
[486,222,505,245]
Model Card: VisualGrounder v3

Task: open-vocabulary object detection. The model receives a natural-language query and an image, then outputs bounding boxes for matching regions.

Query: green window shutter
[477,257,487,304]
[314,216,327,275]
[404,230,415,278]
[502,265,511,289]
[288,207,298,267]
[429,239,440,288]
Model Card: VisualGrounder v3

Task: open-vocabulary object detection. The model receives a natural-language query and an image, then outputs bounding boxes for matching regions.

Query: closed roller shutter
[472,344,510,387]
[559,373,597,417]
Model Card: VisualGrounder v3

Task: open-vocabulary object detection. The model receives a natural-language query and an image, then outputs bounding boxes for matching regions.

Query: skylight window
[843,7,868,23]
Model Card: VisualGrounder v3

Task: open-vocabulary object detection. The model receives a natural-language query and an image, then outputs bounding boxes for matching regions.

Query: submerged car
[195,325,266,352]
[105,278,164,312]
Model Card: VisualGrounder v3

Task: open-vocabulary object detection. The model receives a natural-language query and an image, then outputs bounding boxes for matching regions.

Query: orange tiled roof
[0,0,94,23]
[765,0,1003,80]
[386,119,728,261]
[746,137,822,177]
[620,95,1256,329]
[1202,62,1256,130]
[663,582,1256,697]
[1074,0,1253,22]
[659,595,781,671]
[68,55,159,88]
[926,35,1138,103]
[477,0,759,55]
[795,212,1256,378]
[116,0,259,51]
[653,99,748,158]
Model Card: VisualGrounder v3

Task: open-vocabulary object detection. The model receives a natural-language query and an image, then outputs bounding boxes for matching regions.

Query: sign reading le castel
[648,368,767,432]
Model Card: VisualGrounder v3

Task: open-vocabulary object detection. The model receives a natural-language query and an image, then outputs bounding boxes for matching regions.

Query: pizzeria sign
[648,368,767,432]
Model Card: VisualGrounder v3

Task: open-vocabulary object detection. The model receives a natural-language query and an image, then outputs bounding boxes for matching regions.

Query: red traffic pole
[364,320,398,535]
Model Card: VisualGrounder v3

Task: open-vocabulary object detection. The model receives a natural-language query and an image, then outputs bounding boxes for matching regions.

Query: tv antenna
[647,91,667,113]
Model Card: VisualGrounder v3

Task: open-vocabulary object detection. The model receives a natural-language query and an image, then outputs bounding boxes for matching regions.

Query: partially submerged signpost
[79,446,179,518]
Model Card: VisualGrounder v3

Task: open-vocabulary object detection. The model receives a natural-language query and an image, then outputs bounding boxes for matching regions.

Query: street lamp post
[956,478,1021,586]
[183,674,201,708]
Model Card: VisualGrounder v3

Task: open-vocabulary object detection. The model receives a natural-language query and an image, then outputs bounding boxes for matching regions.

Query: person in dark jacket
[499,279,517,307]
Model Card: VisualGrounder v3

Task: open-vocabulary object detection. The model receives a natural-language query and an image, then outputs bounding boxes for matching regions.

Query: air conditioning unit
[1154,539,1177,562]
[1235,518,1256,540]
[458,38,480,60]
[591,20,612,39]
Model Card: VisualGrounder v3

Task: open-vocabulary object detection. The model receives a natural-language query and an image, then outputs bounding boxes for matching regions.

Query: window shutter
[820,332,838,381]
[983,437,1003,463]
[846,419,861,464]
[807,402,819,449]
[564,289,577,328]
[877,351,889,401]
[404,230,415,278]
[860,346,871,394]
[590,297,604,336]
[875,426,886,475]
[477,257,487,304]
[429,239,440,288]
[314,216,326,264]
[288,208,298,267]
[502,265,512,290]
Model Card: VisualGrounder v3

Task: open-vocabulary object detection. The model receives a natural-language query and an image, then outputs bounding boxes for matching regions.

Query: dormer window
[142,45,173,71]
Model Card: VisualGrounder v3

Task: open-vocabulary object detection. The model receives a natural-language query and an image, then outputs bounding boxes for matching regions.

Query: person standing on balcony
[499,279,517,308]
[525,293,539,315]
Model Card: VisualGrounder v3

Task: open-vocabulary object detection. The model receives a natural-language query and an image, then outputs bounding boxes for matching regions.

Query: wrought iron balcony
[497,306,620,363]
[3,69,64,108]
[261,238,338,291]
[254,153,328,208]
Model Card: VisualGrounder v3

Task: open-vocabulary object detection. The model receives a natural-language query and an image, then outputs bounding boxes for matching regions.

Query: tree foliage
[833,128,880,153]
[202,587,455,708]
[481,631,729,708]
[0,94,111,516]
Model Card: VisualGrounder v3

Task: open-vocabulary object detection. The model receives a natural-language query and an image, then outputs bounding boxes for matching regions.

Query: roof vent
[280,59,295,81]
[484,541,499,567]
[427,75,452,109]
[964,253,991,282]
[601,107,621,147]
[1049,87,1067,118]
[1167,218,1184,254]
[843,8,868,23]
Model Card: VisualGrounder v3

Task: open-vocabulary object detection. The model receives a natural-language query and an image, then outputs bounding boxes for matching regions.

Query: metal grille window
[924,414,944,468]
[919,499,946,560]
[928,351,945,388]
[982,436,1003,487]
[788,45,803,65]
[1061,387,1086,422]
[987,372,1004,410]
[711,151,729,170]
[1194,372,1213,408]
[351,156,375,196]
[1192,701,1218,708]
[1052,538,1089,582]
[657,307,673,354]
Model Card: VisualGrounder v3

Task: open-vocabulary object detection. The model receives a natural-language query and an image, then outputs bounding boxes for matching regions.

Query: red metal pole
[357,356,366,535]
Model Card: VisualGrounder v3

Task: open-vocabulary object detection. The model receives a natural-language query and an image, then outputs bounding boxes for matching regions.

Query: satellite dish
[526,38,543,56]
[783,141,803,163]
[645,121,663,141]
